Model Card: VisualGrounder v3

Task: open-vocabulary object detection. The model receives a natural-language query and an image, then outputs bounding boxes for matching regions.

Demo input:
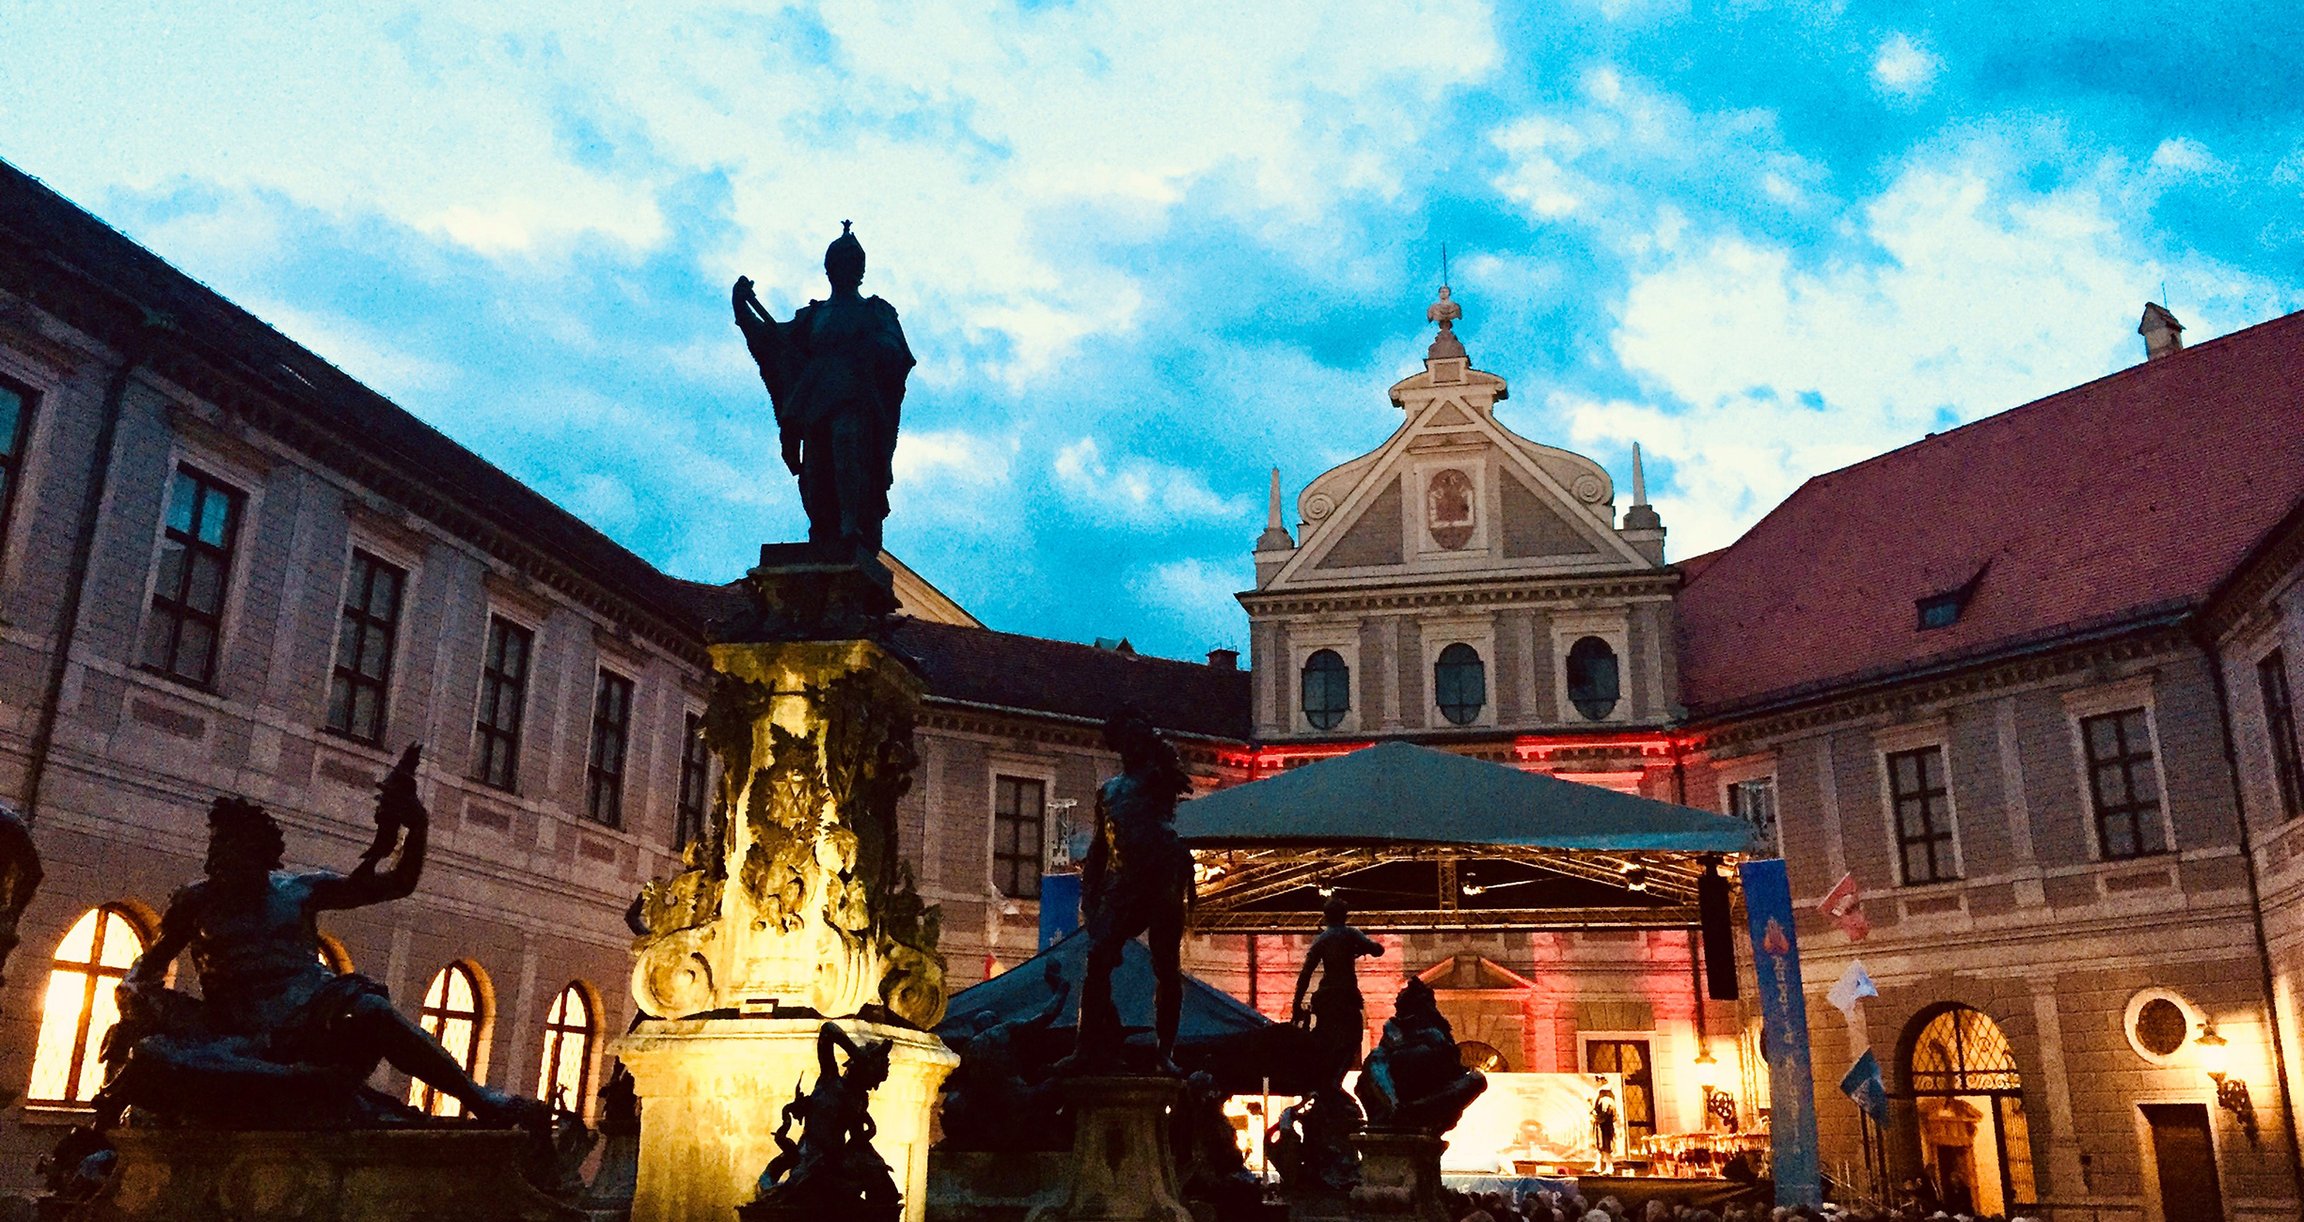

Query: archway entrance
[1898,1005,2036,1216]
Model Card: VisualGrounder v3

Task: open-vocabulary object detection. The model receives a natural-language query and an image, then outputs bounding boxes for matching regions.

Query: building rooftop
[1677,307,2304,717]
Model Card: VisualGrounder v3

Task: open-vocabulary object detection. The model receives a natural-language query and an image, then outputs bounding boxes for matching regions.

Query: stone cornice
[2200,504,2304,644]
[1240,572,1679,619]
[1687,622,2191,752]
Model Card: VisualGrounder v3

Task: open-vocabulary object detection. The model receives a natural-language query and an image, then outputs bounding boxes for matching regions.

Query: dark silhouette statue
[1059,706,1193,1075]
[88,746,543,1131]
[1356,978,1486,1134]
[1291,894,1383,1095]
[733,222,915,553]
[0,799,40,992]
[938,957,1069,1150]
[745,1022,900,1221]
[1286,893,1383,1191]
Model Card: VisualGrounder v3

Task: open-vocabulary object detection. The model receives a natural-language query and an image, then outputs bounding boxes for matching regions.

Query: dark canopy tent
[1175,741,1754,932]
[937,929,1318,1093]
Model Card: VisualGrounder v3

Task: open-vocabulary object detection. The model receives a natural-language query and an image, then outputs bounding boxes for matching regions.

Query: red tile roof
[1677,309,2304,716]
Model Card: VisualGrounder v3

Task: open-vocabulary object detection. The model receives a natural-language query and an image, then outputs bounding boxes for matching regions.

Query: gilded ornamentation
[632,639,945,1028]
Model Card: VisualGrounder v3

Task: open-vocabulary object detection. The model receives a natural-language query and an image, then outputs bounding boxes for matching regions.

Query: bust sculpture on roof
[1425,284,1466,360]
[733,222,915,554]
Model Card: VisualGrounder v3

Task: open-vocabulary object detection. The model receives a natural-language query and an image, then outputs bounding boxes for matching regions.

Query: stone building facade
[5,157,2304,1222]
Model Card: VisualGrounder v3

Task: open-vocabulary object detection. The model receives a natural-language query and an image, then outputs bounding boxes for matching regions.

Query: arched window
[27,905,147,1104]
[1566,636,1620,721]
[536,983,597,1114]
[316,933,353,973]
[1301,649,1350,730]
[1898,1004,2036,1217]
[409,963,488,1117]
[1434,643,1486,725]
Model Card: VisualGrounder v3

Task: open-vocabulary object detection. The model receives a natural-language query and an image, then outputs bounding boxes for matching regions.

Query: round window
[2134,998,2188,1057]
[2122,988,2198,1065]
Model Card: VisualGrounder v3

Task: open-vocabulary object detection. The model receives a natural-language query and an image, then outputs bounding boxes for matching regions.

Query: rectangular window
[1727,777,1778,856]
[2261,651,2304,822]
[473,616,532,791]
[324,550,406,744]
[0,378,33,559]
[2082,708,2165,860]
[586,670,634,828]
[675,712,711,850]
[140,465,243,686]
[992,775,1046,900]
[1888,746,1958,885]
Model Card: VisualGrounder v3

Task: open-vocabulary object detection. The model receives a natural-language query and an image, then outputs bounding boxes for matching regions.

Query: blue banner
[1840,1049,1891,1126]
[1741,857,1821,1208]
[1038,872,1082,949]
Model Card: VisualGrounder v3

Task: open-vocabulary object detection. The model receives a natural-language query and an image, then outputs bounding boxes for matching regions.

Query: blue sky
[4,2,2300,658]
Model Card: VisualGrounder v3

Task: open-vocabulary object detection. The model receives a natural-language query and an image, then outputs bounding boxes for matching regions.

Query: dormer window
[1916,593,1964,631]
[1916,563,1990,632]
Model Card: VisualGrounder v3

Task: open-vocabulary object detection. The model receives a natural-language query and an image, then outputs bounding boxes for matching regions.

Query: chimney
[2139,302,2185,361]
[1206,648,1240,671]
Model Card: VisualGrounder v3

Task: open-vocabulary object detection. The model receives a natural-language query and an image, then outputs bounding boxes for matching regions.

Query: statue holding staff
[733,222,915,553]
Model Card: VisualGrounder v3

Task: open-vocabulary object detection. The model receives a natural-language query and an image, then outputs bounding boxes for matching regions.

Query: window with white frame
[1727,776,1779,857]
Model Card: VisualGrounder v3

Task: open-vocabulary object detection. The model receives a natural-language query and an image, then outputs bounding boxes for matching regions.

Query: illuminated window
[535,983,597,1114]
[1300,649,1349,731]
[409,963,487,1117]
[1566,636,1620,721]
[1434,643,1485,726]
[316,933,353,973]
[141,465,244,686]
[26,905,147,1104]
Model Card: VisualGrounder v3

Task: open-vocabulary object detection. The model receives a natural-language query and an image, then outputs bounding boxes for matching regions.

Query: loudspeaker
[1699,865,1738,1000]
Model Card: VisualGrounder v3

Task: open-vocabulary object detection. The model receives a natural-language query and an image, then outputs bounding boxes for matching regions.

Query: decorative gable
[1262,330,1655,592]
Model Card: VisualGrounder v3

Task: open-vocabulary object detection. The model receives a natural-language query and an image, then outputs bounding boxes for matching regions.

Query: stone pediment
[1416,953,1538,991]
[1266,356,1652,592]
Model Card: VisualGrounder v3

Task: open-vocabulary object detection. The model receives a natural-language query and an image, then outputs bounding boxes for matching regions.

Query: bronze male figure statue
[746,1021,900,1220]
[733,222,915,553]
[93,746,541,1130]
[1060,707,1193,1075]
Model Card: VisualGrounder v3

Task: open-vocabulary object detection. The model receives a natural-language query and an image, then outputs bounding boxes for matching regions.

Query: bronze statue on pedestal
[745,1022,901,1221]
[1059,707,1192,1076]
[88,747,543,1132]
[733,223,915,554]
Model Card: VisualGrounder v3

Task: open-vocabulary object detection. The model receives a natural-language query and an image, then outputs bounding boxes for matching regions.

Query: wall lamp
[2197,1022,2258,1143]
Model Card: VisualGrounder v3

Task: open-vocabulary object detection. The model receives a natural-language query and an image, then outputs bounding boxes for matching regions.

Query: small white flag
[1828,960,1878,1019]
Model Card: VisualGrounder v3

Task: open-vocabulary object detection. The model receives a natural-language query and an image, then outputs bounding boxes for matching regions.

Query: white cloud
[1489,67,1820,243]
[1568,143,2294,555]
[1128,557,1248,650]
[0,0,1500,381]
[1871,33,1941,100]
[1052,438,1250,527]
[2148,137,2222,177]
[889,427,1020,532]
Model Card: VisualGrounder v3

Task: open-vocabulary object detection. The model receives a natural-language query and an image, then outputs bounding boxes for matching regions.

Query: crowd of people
[1444,1191,2043,1222]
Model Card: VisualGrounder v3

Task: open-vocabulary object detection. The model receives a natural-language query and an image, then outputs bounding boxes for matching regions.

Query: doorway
[1896,1004,2037,1216]
[1585,1039,1656,1144]
[2142,1103,2224,1222]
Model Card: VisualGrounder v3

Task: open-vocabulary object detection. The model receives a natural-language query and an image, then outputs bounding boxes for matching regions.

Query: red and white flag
[1817,873,1869,942]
